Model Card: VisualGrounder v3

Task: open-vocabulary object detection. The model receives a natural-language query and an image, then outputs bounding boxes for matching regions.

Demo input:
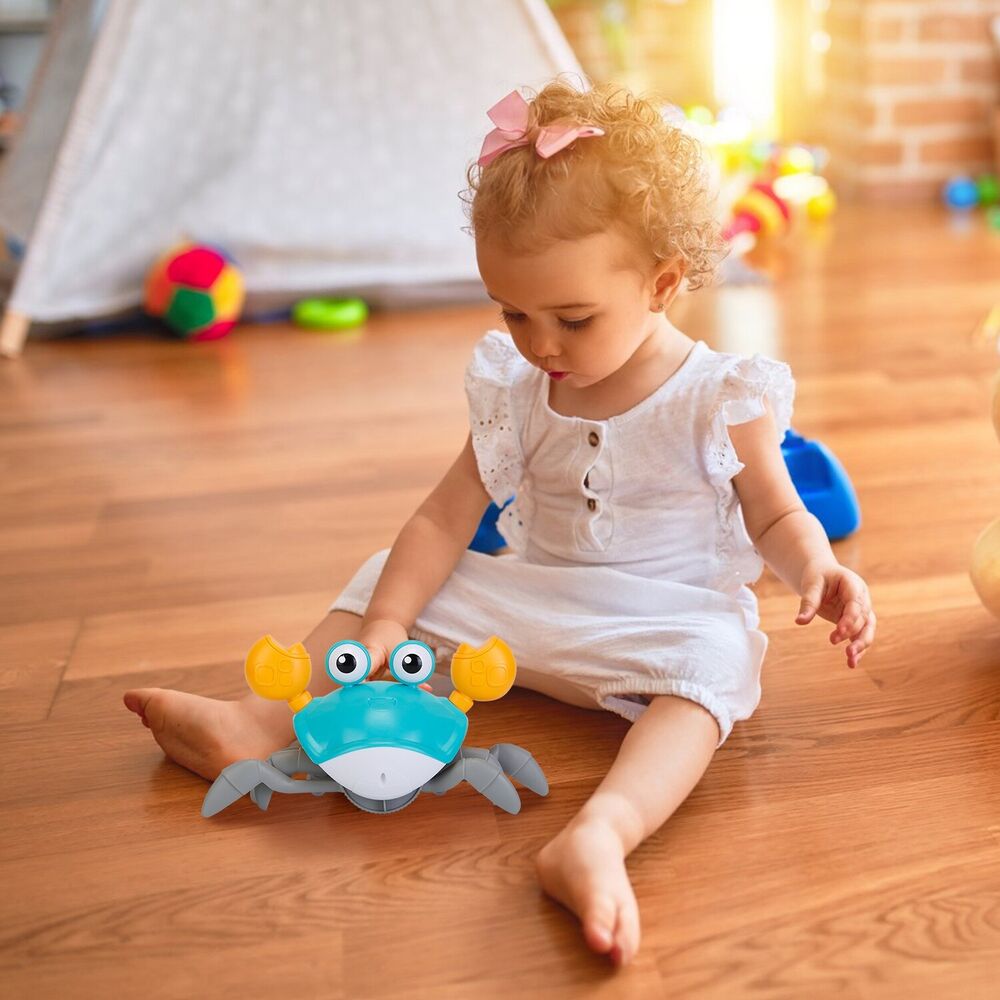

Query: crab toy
[202,634,548,817]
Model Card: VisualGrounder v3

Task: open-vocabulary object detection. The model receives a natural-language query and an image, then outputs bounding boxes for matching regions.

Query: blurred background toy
[144,243,244,341]
[972,303,1000,350]
[970,314,1000,618]
[292,296,369,332]
[470,497,513,554]
[976,173,999,206]
[723,181,790,242]
[674,103,839,283]
[942,173,1000,215]
[971,517,1000,617]
[780,430,861,541]
[944,175,983,210]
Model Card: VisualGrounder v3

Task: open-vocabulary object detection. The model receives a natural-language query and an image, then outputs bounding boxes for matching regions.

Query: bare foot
[535,818,640,966]
[123,688,294,781]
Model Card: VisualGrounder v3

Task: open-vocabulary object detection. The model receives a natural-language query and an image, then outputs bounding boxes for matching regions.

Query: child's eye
[499,310,592,331]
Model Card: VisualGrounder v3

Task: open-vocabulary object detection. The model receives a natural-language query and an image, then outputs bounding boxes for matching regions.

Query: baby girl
[125,80,876,967]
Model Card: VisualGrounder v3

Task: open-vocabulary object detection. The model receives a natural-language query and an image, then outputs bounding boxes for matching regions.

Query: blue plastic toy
[943,175,980,210]
[202,634,548,816]
[469,497,512,553]
[468,427,860,552]
[779,429,860,540]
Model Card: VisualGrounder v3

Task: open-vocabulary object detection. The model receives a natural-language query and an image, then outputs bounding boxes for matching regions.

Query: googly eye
[388,640,435,685]
[325,640,372,685]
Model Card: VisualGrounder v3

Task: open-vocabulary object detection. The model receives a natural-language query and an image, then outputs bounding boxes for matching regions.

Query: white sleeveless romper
[331,331,795,744]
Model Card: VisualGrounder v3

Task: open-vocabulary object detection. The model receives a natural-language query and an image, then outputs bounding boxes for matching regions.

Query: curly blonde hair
[462,79,725,290]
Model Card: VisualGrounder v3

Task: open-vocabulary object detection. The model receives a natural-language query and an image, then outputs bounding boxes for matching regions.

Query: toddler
[125,81,876,967]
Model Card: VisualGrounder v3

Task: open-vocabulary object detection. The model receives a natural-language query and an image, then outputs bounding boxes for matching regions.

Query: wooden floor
[1,205,999,999]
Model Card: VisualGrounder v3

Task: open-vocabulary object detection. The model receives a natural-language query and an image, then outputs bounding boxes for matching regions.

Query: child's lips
[547,371,568,380]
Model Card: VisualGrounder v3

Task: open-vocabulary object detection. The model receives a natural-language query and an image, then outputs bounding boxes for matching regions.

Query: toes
[581,894,617,955]
[611,896,641,966]
[123,689,156,722]
[123,690,145,714]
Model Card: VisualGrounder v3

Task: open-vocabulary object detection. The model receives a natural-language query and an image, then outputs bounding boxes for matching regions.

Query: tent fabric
[0,0,582,324]
[0,0,104,243]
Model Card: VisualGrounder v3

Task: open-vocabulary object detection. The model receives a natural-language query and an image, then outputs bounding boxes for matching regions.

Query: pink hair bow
[477,90,604,167]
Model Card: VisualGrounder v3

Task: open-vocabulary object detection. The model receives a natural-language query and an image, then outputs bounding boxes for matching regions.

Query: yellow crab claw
[244,635,313,713]
[448,636,516,714]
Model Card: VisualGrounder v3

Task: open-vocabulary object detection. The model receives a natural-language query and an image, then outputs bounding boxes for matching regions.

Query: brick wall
[824,0,1000,201]
[550,0,823,138]
[552,0,1000,202]
[550,0,713,107]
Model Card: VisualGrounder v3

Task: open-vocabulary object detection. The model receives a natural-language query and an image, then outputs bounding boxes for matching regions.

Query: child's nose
[529,329,562,361]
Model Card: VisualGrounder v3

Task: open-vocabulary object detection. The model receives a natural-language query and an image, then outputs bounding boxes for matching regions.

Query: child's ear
[650,256,686,310]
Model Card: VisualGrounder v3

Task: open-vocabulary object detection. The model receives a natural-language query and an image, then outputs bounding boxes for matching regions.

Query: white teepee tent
[0,0,583,356]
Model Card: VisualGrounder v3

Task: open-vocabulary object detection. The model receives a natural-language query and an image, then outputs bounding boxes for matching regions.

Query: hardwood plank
[62,590,335,681]
[0,617,79,722]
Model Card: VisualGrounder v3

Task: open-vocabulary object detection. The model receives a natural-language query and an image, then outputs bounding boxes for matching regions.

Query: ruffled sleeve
[705,354,795,486]
[464,331,528,505]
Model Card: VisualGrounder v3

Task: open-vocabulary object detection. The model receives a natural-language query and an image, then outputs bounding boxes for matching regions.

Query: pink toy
[723,182,791,242]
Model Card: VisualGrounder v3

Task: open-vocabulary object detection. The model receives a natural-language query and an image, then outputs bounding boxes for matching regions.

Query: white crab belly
[320,746,446,800]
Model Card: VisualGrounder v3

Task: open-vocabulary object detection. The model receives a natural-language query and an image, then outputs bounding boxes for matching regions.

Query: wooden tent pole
[0,309,30,358]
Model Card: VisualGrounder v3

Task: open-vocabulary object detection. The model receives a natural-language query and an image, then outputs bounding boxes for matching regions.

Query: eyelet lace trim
[705,354,795,590]
[464,331,527,506]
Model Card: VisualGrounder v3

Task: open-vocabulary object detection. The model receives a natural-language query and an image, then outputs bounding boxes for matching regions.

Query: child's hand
[795,561,876,669]
[357,618,433,691]
[358,618,410,677]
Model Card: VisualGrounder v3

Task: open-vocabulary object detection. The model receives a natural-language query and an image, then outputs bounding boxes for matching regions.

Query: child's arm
[727,405,876,668]
[357,434,492,674]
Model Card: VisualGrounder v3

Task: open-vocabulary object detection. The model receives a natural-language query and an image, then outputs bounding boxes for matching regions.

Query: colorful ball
[942,176,979,210]
[144,243,245,341]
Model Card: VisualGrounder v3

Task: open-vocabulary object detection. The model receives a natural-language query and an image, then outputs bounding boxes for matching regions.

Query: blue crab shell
[293,681,469,800]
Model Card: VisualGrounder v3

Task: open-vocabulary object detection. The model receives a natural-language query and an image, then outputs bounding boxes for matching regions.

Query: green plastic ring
[292,297,369,331]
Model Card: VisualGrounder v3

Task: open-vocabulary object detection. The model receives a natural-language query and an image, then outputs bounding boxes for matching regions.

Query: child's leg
[535,695,718,967]
[123,610,365,781]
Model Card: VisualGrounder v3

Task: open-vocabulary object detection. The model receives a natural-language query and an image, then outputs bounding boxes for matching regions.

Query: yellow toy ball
[806,186,838,221]
[971,517,1000,618]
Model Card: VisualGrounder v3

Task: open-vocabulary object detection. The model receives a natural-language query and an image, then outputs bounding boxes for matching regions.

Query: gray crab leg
[422,747,522,814]
[202,758,343,818]
[489,743,549,797]
[251,744,331,811]
[268,744,327,778]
